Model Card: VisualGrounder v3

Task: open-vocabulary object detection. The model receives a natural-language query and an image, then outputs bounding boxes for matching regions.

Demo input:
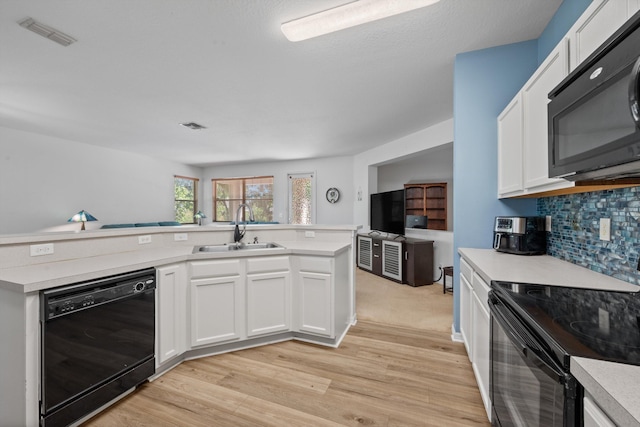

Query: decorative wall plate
[326,187,340,203]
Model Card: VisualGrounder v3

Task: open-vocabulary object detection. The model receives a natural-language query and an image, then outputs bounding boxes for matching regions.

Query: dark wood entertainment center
[356,234,434,286]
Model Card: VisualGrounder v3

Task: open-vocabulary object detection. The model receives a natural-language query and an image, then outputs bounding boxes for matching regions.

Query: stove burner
[565,320,640,349]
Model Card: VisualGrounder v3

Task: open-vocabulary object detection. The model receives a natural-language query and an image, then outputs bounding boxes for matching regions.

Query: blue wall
[537,0,592,63]
[452,0,593,332]
[452,41,539,330]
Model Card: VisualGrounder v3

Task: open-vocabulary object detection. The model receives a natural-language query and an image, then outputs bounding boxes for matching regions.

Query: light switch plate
[30,243,54,256]
[174,233,188,241]
[138,235,152,245]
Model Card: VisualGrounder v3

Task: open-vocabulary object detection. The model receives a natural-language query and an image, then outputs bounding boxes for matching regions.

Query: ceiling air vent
[18,17,76,47]
[180,122,207,130]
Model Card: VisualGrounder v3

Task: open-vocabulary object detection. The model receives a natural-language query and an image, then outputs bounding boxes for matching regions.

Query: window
[288,172,315,224]
[213,176,274,222]
[174,175,199,224]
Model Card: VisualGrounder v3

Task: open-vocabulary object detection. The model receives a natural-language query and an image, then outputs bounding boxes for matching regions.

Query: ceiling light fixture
[281,0,440,42]
[18,17,77,47]
[180,122,207,130]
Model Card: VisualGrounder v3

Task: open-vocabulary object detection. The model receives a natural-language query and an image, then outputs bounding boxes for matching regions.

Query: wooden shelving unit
[404,183,447,230]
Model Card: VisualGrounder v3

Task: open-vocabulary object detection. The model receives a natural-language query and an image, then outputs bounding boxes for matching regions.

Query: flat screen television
[370,189,405,235]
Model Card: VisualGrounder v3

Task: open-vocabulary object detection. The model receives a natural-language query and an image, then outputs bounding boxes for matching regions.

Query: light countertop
[459,248,640,426]
[0,240,351,293]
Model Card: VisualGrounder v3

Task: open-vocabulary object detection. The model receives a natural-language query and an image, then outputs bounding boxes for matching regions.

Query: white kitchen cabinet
[459,255,492,422]
[189,259,244,347]
[246,257,291,337]
[522,38,572,192]
[584,393,617,427]
[568,0,633,71]
[381,240,403,282]
[459,258,473,359]
[295,256,334,337]
[156,263,187,366]
[471,273,492,420]
[497,93,524,196]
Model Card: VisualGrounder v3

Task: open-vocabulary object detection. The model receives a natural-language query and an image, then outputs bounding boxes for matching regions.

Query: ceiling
[0,0,561,167]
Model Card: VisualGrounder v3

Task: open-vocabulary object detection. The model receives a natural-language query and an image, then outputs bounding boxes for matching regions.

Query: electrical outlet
[138,235,152,245]
[174,233,188,241]
[305,231,315,238]
[599,218,611,241]
[30,243,54,256]
[545,215,552,232]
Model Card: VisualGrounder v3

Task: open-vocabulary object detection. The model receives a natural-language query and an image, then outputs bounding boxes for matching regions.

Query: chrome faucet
[233,203,255,244]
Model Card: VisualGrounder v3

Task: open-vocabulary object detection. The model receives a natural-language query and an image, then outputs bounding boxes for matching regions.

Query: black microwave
[548,10,640,181]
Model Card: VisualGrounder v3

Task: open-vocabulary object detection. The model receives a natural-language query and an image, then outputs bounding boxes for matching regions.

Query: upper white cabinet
[568,0,636,71]
[497,93,524,196]
[521,39,572,191]
[497,0,640,198]
[498,39,573,198]
[156,263,188,366]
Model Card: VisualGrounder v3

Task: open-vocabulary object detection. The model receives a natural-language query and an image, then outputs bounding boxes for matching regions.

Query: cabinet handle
[405,251,408,261]
[374,254,380,258]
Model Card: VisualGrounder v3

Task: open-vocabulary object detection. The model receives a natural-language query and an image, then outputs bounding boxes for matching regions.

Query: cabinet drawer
[247,256,289,274]
[472,272,491,312]
[190,259,241,279]
[460,257,473,284]
[297,256,333,273]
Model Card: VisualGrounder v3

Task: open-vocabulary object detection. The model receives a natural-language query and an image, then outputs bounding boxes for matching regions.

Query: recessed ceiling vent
[18,17,76,47]
[180,122,207,130]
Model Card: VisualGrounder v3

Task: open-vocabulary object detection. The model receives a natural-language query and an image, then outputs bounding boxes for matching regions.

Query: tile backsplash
[537,186,640,286]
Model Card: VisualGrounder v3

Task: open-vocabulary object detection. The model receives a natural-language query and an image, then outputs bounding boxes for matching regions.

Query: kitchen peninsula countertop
[459,248,640,426]
[0,240,351,293]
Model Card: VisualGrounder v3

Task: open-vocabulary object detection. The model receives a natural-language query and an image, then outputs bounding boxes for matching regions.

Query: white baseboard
[450,323,463,342]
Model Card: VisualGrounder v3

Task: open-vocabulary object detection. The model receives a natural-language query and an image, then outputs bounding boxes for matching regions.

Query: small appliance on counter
[493,216,546,255]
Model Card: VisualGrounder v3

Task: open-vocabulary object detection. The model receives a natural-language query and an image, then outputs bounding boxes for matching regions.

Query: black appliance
[40,268,156,427]
[548,10,640,181]
[489,280,640,426]
[370,189,405,236]
[406,214,428,229]
[493,216,546,255]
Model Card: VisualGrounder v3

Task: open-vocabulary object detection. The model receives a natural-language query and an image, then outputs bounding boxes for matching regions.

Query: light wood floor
[85,270,489,427]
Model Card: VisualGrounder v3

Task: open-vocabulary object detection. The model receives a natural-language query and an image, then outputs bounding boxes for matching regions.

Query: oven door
[489,294,579,427]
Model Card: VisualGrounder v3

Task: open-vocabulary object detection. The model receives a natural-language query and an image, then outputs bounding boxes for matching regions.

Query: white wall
[0,126,203,234]
[201,156,354,225]
[352,119,454,230]
[377,142,453,230]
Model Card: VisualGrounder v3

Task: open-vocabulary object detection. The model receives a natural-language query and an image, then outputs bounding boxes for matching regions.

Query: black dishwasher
[40,268,156,427]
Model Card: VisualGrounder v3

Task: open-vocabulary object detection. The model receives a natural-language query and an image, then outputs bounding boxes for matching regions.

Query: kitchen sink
[193,242,283,253]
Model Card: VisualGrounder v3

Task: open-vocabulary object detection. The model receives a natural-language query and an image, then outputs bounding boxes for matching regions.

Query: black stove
[491,280,640,369]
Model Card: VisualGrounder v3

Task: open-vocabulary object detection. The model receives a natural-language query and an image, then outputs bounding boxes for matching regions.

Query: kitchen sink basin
[193,242,283,253]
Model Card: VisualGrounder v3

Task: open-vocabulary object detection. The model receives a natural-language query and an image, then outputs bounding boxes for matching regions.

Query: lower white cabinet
[459,255,492,421]
[156,263,188,365]
[459,258,473,359]
[295,256,334,337]
[189,259,244,347]
[471,273,491,420]
[246,257,291,337]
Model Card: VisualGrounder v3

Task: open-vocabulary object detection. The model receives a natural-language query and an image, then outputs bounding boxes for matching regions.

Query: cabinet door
[460,272,473,360]
[190,275,243,347]
[472,289,492,420]
[522,39,571,191]
[246,271,291,337]
[497,93,524,197]
[381,240,403,281]
[297,271,333,336]
[569,0,630,70]
[357,236,373,271]
[156,264,187,365]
